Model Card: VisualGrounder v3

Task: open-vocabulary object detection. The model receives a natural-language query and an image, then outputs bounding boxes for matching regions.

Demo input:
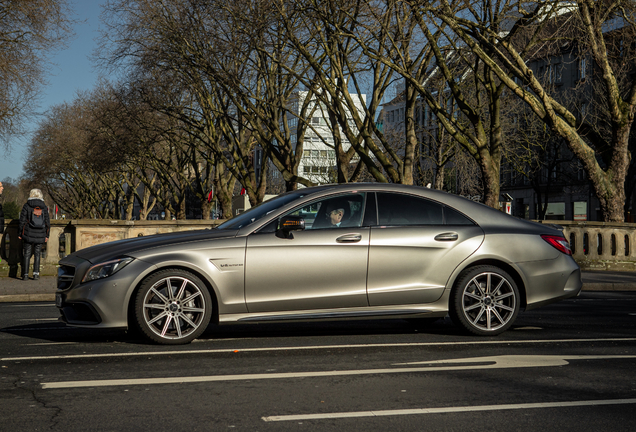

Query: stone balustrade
[541,221,636,271]
[2,219,635,277]
[1,219,223,277]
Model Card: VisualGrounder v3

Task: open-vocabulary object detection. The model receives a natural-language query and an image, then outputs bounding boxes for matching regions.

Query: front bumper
[56,257,156,329]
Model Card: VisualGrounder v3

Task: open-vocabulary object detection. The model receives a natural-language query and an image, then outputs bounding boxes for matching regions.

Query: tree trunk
[176,198,186,220]
[285,180,298,192]
[403,81,418,185]
[434,166,445,190]
[200,200,213,220]
[561,124,629,222]
[216,194,232,220]
[125,198,134,221]
[480,155,501,209]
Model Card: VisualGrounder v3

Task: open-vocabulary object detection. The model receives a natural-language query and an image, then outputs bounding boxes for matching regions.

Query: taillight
[541,234,572,255]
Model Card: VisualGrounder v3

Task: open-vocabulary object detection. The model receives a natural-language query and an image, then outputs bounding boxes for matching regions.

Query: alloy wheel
[460,271,517,332]
[139,275,209,342]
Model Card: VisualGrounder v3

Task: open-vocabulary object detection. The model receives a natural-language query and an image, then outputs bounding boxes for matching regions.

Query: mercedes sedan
[56,184,582,344]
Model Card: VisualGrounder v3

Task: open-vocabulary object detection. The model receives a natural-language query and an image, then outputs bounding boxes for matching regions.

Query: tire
[134,269,212,344]
[449,265,520,336]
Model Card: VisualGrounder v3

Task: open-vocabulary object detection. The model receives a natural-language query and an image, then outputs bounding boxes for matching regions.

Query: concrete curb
[0,294,55,303]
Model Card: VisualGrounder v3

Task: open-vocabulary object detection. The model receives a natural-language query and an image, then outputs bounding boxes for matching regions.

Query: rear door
[367,192,484,306]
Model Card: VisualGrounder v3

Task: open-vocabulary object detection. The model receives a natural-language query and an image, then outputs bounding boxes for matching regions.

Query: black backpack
[29,206,45,229]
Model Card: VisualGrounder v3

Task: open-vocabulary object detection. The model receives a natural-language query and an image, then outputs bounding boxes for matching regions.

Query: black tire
[449,265,520,336]
[134,269,212,344]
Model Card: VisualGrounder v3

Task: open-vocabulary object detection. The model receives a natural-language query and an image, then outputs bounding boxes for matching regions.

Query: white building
[288,90,366,185]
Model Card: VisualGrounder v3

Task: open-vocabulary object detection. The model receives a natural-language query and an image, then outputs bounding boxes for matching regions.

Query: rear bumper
[521,256,582,310]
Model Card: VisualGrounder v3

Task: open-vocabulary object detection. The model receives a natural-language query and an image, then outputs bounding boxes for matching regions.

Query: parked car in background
[55,184,581,344]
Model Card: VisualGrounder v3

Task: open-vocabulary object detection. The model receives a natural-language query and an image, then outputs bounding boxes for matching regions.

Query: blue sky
[0,1,105,182]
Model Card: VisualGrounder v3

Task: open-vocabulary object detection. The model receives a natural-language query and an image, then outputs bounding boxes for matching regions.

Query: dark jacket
[19,198,50,244]
[0,200,4,234]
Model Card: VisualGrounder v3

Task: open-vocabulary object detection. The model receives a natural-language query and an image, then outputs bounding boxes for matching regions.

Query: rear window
[443,206,475,225]
[377,192,443,225]
[376,192,474,226]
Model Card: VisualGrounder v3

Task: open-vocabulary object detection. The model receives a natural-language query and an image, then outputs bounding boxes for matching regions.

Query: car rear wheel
[449,265,519,336]
[134,269,212,344]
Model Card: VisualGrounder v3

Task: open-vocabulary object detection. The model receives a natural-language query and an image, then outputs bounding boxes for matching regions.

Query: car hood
[70,228,239,264]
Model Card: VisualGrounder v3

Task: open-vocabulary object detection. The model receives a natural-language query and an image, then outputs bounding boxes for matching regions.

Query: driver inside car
[327,206,346,227]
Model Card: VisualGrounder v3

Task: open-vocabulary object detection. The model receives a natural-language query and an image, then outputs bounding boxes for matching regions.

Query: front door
[245,193,370,313]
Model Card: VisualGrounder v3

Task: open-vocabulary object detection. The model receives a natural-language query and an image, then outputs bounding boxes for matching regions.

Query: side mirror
[277,216,305,239]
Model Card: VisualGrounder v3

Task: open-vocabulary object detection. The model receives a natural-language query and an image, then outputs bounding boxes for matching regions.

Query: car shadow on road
[0,322,144,344]
[198,317,464,341]
[1,317,466,345]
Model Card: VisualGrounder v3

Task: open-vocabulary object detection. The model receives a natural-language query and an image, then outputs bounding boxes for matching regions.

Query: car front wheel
[134,269,212,344]
[449,265,520,336]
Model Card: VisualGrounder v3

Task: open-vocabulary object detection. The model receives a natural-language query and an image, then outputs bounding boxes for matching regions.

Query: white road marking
[18,318,59,321]
[393,354,636,367]
[39,354,636,390]
[25,342,77,346]
[4,304,56,307]
[3,337,635,362]
[262,399,636,422]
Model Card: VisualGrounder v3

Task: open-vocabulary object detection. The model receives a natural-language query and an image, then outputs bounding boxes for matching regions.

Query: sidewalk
[0,276,58,302]
[1,271,635,303]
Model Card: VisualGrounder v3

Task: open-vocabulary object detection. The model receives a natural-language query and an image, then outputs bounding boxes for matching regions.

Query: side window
[443,206,475,225]
[362,192,377,227]
[286,193,366,230]
[377,193,443,226]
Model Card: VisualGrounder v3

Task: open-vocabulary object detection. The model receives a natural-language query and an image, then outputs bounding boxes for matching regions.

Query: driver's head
[328,208,344,225]
[325,200,347,226]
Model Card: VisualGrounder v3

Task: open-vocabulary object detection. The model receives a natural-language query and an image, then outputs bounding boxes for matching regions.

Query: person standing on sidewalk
[18,189,50,280]
[0,181,4,235]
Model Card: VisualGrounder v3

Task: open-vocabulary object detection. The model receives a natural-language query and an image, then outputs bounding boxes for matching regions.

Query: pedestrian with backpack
[18,189,50,281]
[0,181,4,235]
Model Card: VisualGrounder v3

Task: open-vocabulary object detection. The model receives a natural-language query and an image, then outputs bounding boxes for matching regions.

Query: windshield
[217,190,310,230]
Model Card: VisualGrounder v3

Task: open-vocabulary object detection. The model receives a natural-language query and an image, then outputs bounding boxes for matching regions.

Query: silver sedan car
[56,184,581,344]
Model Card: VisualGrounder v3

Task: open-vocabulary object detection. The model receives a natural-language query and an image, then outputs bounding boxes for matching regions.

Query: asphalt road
[1,291,635,431]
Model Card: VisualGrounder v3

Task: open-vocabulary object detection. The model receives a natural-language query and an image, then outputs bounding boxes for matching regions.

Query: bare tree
[273,0,414,184]
[95,80,221,219]
[0,0,73,147]
[371,1,513,207]
[24,100,123,219]
[99,0,313,206]
[430,0,636,221]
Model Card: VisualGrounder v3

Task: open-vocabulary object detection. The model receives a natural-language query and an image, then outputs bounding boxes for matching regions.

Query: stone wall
[1,219,223,277]
[546,221,636,271]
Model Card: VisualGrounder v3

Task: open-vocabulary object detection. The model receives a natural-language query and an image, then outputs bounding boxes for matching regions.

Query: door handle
[336,234,362,243]
[434,232,459,241]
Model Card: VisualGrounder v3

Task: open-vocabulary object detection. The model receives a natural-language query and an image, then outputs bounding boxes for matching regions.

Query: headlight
[82,257,133,283]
